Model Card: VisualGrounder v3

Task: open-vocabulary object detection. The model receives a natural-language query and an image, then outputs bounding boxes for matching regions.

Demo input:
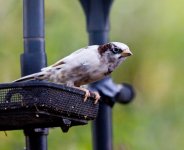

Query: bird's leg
[74,87,91,102]
[93,91,101,104]
[66,82,91,102]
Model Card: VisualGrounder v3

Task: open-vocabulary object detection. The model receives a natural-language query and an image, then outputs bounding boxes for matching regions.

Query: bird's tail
[13,72,45,82]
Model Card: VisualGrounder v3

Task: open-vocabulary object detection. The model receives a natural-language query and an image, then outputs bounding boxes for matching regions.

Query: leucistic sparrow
[14,42,132,104]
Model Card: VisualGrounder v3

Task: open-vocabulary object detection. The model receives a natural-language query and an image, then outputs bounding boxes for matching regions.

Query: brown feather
[98,43,112,56]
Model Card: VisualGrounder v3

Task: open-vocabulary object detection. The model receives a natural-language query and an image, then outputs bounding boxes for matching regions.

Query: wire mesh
[0,81,99,131]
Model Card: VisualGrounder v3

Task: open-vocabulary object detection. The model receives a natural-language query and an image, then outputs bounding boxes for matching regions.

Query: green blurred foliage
[0,0,184,150]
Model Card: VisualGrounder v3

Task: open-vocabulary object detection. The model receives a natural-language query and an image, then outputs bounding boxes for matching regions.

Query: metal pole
[89,30,113,150]
[79,0,113,150]
[21,0,47,76]
[21,0,48,150]
[24,129,49,150]
[92,102,113,150]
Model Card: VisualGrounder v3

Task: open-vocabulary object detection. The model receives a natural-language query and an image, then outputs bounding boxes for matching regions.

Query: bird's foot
[72,87,100,104]
[93,91,100,104]
[75,87,91,102]
[83,88,91,102]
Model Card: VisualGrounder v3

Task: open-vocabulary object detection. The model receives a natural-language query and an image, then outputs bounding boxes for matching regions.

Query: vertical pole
[92,102,112,150]
[79,0,113,150]
[22,0,48,150]
[21,0,47,76]
[88,21,113,150]
[24,129,48,150]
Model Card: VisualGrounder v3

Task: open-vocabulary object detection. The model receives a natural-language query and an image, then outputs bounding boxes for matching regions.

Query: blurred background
[0,0,184,150]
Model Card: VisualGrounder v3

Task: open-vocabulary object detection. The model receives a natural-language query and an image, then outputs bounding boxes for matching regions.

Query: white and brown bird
[14,42,132,103]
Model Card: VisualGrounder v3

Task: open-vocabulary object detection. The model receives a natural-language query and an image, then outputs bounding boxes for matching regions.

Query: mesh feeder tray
[0,81,99,132]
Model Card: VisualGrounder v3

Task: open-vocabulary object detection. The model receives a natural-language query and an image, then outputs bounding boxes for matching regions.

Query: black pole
[21,0,48,150]
[92,103,113,150]
[21,0,47,76]
[24,129,49,150]
[79,0,113,150]
[89,24,113,150]
[79,1,135,150]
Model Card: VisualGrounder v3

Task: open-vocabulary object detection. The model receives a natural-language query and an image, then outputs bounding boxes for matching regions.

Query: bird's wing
[42,45,98,71]
[41,47,87,71]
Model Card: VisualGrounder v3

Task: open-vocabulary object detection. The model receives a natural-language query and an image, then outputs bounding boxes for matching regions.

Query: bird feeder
[0,0,99,149]
[0,0,135,150]
[0,81,99,132]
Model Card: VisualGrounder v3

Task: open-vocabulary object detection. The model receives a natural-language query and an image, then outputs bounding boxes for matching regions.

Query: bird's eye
[112,48,122,54]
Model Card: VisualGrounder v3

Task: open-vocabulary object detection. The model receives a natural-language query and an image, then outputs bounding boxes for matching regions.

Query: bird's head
[98,42,132,67]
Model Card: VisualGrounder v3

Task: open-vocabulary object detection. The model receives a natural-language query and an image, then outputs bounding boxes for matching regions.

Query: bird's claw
[82,90,100,104]
[93,92,100,104]
[73,87,100,104]
[83,89,90,102]
[72,87,90,102]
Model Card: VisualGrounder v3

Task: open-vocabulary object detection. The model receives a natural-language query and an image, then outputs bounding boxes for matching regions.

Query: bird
[14,42,132,104]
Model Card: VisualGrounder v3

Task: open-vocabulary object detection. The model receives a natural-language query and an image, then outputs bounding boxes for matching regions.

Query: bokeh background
[0,0,184,150]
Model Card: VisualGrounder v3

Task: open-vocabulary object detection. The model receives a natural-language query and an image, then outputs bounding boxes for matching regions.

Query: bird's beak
[121,49,133,57]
